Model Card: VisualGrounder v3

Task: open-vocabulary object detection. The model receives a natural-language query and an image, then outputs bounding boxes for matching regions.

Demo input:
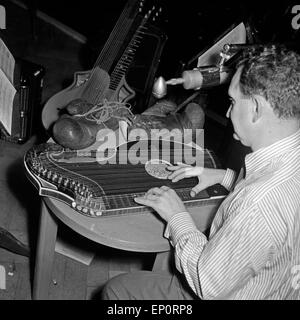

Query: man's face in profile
[226,67,255,147]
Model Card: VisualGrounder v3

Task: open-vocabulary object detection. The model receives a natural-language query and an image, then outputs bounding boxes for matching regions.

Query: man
[102,46,300,300]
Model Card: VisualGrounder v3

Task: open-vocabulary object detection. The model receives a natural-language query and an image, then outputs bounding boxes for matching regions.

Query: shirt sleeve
[166,205,274,299]
[220,168,237,191]
[164,168,237,240]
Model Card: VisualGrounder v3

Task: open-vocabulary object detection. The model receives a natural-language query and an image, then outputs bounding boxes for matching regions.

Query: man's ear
[251,95,267,123]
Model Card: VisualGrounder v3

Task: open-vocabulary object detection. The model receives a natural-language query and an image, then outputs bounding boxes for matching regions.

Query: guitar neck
[108,20,148,91]
[93,1,139,72]
[86,185,227,216]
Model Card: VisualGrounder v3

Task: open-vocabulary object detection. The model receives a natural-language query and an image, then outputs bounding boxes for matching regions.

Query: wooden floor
[0,0,155,300]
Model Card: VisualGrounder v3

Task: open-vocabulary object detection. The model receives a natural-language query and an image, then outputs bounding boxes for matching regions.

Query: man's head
[227,46,300,150]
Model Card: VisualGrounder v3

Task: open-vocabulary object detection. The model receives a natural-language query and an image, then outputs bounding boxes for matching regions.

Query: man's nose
[226,105,232,118]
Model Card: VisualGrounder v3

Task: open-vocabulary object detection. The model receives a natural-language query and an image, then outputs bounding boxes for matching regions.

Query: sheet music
[0,68,16,135]
[0,37,15,84]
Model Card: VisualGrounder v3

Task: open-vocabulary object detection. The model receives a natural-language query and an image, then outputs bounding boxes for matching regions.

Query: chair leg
[32,200,58,300]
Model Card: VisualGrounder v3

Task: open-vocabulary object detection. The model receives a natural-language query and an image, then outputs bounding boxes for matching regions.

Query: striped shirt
[165,129,300,300]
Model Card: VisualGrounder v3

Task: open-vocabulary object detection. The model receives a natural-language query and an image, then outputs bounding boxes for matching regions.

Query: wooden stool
[33,195,220,299]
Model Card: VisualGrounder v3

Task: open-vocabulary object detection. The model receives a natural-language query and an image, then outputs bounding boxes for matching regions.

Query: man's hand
[167,163,226,197]
[134,186,187,222]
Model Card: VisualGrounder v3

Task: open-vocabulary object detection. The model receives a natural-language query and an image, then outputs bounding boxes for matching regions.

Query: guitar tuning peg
[139,1,144,12]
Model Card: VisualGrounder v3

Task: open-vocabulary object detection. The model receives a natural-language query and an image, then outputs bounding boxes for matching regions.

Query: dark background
[23,0,300,77]
[30,0,300,166]
[2,0,300,167]
[15,0,300,168]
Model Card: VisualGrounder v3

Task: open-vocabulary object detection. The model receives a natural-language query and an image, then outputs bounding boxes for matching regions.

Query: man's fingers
[190,190,197,198]
[134,196,149,206]
[146,187,163,196]
[190,182,207,197]
[191,167,204,176]
[134,195,156,206]
[168,167,191,181]
[167,163,199,181]
[169,171,186,182]
[167,162,190,171]
[146,194,159,201]
[176,162,190,167]
[169,167,204,182]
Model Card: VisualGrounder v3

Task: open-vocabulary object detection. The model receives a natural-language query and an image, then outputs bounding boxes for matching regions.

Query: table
[33,193,221,299]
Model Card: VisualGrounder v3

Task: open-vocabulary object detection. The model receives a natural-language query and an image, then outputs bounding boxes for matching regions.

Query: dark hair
[238,45,300,119]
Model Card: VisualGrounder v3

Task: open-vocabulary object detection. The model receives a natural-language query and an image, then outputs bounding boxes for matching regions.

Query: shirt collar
[245,129,300,176]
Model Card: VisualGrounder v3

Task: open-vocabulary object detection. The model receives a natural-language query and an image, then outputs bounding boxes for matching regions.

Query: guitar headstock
[138,0,165,26]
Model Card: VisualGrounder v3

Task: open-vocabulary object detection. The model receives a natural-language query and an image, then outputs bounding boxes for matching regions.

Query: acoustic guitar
[42,0,164,130]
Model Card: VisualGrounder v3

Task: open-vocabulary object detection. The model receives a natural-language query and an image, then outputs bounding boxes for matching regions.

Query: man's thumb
[190,182,207,197]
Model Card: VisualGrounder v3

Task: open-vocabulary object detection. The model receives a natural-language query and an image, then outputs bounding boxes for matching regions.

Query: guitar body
[42,68,135,130]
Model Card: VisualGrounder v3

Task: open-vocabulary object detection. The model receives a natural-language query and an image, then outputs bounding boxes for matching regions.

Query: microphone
[153,66,233,98]
[169,66,231,90]
[152,76,167,99]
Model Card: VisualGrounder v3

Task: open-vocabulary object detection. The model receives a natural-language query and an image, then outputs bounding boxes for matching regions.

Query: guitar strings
[82,2,134,103]
[83,24,132,103]
[90,3,131,72]
[47,157,207,208]
[81,3,157,108]
[51,148,215,167]
[98,2,153,72]
[40,154,198,207]
[91,12,150,105]
[87,18,133,105]
[91,21,147,105]
[93,2,134,71]
[34,147,218,211]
